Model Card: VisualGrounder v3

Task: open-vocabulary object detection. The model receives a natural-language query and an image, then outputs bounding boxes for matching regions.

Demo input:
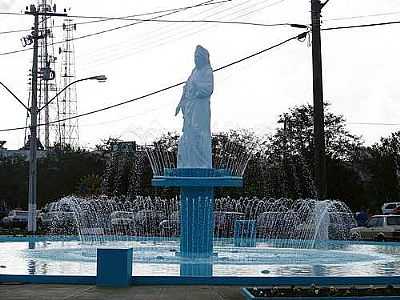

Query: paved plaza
[0,284,243,300]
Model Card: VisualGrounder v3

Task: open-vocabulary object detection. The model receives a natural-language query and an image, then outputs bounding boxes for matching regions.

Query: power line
[77,0,289,70]
[68,1,235,20]
[0,0,217,55]
[75,19,298,28]
[0,1,229,17]
[0,1,300,57]
[348,122,400,126]
[324,10,400,22]
[322,20,400,31]
[0,32,306,133]
[0,28,30,35]
[0,0,232,36]
[0,20,304,57]
[0,12,26,16]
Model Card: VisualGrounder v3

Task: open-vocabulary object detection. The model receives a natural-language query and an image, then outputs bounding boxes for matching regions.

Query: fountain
[2,46,400,288]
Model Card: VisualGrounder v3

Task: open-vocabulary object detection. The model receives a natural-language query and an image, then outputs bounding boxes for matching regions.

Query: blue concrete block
[234,220,256,247]
[96,248,133,287]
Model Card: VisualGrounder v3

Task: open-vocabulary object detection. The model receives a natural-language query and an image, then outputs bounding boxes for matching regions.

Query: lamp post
[38,75,107,113]
[0,74,107,233]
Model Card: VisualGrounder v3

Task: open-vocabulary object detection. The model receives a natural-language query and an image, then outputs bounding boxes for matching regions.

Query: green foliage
[361,132,400,209]
[0,148,105,209]
[0,156,28,208]
[2,105,400,214]
[271,103,362,162]
[78,174,102,196]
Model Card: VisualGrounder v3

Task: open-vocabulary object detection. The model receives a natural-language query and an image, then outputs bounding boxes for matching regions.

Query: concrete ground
[0,284,244,300]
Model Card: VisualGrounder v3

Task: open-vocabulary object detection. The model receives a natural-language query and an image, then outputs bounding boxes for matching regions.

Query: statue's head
[195,45,210,68]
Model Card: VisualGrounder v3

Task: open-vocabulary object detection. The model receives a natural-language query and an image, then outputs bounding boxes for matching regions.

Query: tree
[360,132,400,210]
[271,103,362,162]
[263,103,364,201]
[0,148,105,209]
[78,174,102,196]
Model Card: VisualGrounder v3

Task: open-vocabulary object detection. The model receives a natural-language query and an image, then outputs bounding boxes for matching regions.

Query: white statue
[175,45,214,169]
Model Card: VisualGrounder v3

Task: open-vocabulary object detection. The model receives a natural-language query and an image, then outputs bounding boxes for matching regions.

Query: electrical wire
[78,0,297,70]
[348,122,400,126]
[76,0,239,69]
[0,32,306,133]
[76,0,260,66]
[322,20,400,31]
[67,4,290,25]
[0,0,216,55]
[324,10,400,22]
[0,12,25,16]
[0,0,232,36]
[0,0,299,57]
[0,28,31,35]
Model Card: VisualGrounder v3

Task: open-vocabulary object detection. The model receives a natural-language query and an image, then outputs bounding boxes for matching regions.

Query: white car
[38,202,75,228]
[2,210,29,228]
[111,211,134,227]
[350,214,400,241]
[382,202,400,215]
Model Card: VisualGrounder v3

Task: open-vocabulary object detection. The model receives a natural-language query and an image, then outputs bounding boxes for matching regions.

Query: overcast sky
[1,0,400,149]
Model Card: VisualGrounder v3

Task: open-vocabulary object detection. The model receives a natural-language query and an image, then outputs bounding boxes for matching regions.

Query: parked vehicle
[111,211,134,229]
[38,202,75,229]
[2,210,28,228]
[293,212,355,240]
[132,209,165,236]
[214,211,245,237]
[159,211,179,237]
[350,214,400,241]
[382,202,400,215]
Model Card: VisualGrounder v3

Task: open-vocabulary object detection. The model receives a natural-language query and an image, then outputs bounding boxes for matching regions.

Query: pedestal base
[180,188,214,258]
[152,168,243,259]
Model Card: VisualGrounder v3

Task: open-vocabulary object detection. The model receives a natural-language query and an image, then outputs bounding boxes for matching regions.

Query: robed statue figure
[175,45,214,169]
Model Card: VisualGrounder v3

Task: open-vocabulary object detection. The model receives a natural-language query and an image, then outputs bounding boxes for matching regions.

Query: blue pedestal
[96,248,133,287]
[180,263,213,277]
[153,168,242,259]
[181,187,214,257]
[234,220,256,247]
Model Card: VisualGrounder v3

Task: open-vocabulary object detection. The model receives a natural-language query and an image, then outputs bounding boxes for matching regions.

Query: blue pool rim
[1,274,400,286]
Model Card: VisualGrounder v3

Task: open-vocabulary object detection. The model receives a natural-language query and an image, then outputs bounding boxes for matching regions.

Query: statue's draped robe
[177,47,214,169]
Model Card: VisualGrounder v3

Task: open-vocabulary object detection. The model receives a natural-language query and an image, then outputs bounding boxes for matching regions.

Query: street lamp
[38,75,107,113]
[0,75,107,234]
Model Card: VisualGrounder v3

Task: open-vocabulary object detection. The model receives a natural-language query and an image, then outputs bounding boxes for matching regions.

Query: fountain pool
[1,237,400,278]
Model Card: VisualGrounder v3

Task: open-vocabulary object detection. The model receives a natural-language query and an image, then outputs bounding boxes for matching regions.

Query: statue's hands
[175,104,181,116]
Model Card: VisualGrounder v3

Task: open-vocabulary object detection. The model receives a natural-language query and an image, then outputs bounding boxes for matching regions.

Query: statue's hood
[195,45,210,68]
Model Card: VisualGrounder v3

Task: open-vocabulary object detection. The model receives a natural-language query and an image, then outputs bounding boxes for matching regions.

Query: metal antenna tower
[57,17,79,149]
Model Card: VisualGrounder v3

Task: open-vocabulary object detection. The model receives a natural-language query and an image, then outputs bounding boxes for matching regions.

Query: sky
[1,0,400,149]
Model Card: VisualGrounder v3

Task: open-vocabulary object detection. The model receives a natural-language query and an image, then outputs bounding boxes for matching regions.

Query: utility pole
[25,4,67,233]
[311,0,327,199]
[42,0,50,149]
